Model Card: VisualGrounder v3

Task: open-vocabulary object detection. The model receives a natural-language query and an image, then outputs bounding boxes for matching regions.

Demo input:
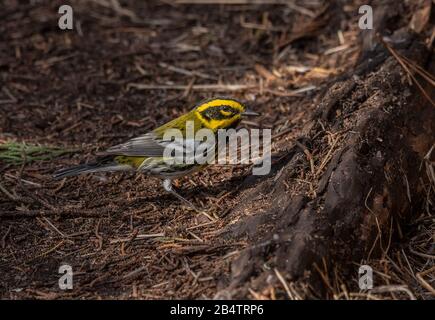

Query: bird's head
[193,98,258,131]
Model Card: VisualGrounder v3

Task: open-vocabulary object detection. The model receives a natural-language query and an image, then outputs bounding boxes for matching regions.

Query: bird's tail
[53,160,132,180]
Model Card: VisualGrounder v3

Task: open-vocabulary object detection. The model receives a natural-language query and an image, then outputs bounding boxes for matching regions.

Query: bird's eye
[220,110,233,117]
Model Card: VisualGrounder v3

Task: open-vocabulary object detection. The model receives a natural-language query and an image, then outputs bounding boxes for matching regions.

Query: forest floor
[0,0,433,299]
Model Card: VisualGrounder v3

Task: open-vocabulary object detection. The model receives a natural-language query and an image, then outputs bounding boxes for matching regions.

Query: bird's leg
[162,178,200,212]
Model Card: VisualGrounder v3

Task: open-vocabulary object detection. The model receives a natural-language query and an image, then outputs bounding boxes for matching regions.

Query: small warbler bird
[53,98,259,210]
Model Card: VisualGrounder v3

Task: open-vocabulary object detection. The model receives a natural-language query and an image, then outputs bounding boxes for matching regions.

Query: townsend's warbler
[53,98,258,210]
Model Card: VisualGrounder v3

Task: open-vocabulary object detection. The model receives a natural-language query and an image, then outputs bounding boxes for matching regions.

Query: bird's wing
[101,132,166,157]
[100,132,211,158]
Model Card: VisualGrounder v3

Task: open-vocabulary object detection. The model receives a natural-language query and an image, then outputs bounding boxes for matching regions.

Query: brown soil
[0,0,433,299]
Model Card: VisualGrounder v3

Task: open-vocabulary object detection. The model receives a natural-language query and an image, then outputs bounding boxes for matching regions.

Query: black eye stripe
[200,105,242,122]
[219,105,237,114]
[201,111,211,121]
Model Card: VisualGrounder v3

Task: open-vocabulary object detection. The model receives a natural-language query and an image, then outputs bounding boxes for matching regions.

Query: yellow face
[194,98,246,131]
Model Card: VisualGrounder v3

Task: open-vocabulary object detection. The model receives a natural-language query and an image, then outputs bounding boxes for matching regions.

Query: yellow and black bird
[53,98,258,210]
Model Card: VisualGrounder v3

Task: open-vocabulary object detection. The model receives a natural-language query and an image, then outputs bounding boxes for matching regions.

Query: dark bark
[217,27,435,298]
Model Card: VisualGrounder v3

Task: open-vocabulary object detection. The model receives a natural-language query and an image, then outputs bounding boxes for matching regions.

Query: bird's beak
[242,109,260,116]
